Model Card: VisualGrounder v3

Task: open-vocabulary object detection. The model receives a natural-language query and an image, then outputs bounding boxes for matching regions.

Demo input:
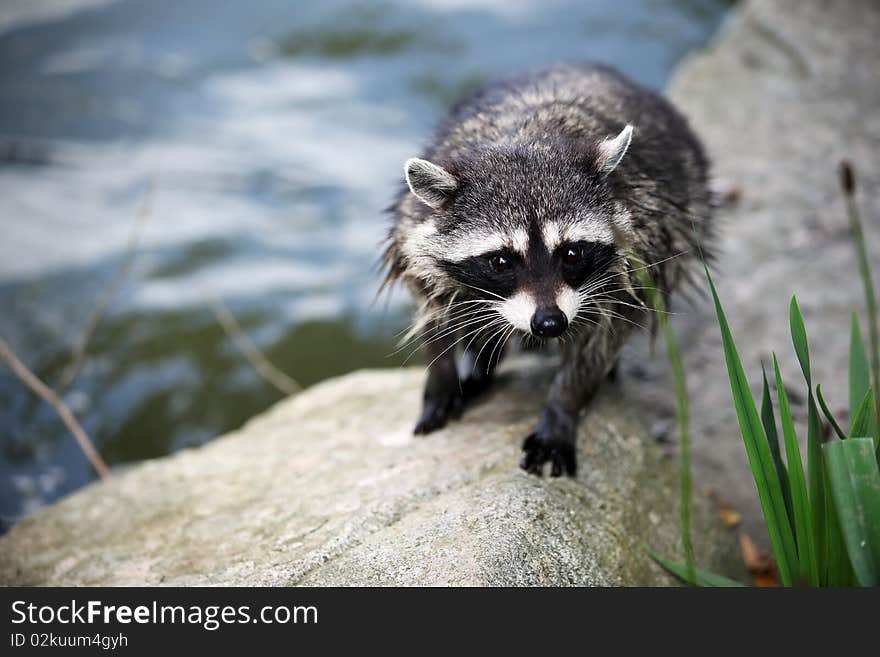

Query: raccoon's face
[401,125,634,339]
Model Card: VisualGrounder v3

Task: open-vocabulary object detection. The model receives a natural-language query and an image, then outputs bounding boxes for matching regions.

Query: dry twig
[208,295,301,396]
[0,337,110,479]
[58,179,156,391]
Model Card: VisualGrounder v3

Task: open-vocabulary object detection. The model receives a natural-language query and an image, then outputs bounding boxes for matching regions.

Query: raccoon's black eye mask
[556,241,617,289]
[439,250,521,299]
[439,240,616,300]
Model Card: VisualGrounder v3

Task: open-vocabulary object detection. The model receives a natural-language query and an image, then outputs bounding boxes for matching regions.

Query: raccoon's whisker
[475,318,512,375]
[571,309,601,326]
[579,302,636,323]
[578,308,619,336]
[612,250,692,278]
[417,301,502,336]
[580,285,656,296]
[395,302,498,348]
[422,323,500,371]
[461,325,494,373]
[395,298,502,341]
[576,286,675,315]
[471,326,501,372]
[441,299,503,315]
[394,311,494,359]
[593,300,674,318]
[503,323,520,352]
[576,250,691,298]
[449,298,503,307]
[577,275,644,298]
[496,325,517,370]
[584,294,667,315]
[558,329,569,348]
[578,271,625,295]
[422,307,494,336]
[579,305,646,332]
[585,291,678,317]
[568,319,601,342]
[458,282,507,302]
[460,321,506,385]
[566,316,591,342]
[591,308,643,328]
[571,314,601,329]
[405,310,506,364]
[488,324,517,375]
[417,300,493,326]
[411,311,502,352]
[432,308,503,336]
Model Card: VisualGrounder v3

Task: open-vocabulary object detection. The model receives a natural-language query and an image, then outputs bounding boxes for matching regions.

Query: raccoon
[383,63,713,477]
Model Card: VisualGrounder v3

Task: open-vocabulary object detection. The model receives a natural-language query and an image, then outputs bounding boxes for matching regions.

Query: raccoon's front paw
[460,371,493,401]
[520,429,577,477]
[413,390,463,434]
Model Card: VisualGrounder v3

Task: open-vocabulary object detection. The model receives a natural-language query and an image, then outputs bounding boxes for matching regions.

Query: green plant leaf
[850,313,871,420]
[790,296,813,387]
[823,438,880,586]
[762,365,793,526]
[823,465,854,586]
[647,550,745,587]
[844,181,880,445]
[707,268,798,585]
[806,397,828,577]
[849,388,877,450]
[637,266,696,585]
[790,295,827,578]
[773,354,818,585]
[816,384,847,441]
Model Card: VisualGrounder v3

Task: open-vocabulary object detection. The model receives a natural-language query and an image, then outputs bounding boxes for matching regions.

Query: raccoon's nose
[531,306,568,338]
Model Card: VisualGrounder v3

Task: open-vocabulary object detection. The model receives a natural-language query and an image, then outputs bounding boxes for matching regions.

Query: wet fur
[382,63,713,476]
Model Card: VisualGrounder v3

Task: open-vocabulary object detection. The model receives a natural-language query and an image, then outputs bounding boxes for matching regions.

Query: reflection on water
[0,0,731,524]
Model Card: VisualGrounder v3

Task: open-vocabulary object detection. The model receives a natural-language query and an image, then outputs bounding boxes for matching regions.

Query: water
[0,0,731,525]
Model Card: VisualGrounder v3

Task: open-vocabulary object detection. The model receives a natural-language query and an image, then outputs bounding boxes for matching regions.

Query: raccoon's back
[428,63,705,179]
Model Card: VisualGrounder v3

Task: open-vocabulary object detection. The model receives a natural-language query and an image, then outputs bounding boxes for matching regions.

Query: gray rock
[0,360,742,585]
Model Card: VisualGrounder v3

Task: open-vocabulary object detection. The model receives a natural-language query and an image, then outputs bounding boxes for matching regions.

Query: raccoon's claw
[413,391,463,434]
[520,432,577,477]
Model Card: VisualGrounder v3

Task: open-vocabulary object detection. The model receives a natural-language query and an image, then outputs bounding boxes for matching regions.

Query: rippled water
[0,0,731,525]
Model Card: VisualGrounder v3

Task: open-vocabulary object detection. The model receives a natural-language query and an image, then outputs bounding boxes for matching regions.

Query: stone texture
[0,360,741,585]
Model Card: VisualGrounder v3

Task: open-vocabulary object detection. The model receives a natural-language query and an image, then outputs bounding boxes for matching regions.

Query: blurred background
[0,0,733,527]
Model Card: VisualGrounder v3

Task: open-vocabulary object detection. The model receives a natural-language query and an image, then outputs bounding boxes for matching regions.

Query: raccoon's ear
[596,124,633,175]
[404,158,459,210]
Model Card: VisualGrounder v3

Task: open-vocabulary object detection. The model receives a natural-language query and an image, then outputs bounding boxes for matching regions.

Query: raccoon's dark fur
[383,63,713,477]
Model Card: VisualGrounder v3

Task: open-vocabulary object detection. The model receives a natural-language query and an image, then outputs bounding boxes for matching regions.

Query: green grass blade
[647,550,745,587]
[806,397,827,578]
[639,267,695,585]
[842,165,880,431]
[823,438,880,586]
[816,384,847,441]
[849,388,877,450]
[790,296,813,387]
[790,295,827,579]
[762,365,794,527]
[823,465,853,586]
[773,354,818,585]
[850,313,871,420]
[708,268,798,585]
[660,309,695,586]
